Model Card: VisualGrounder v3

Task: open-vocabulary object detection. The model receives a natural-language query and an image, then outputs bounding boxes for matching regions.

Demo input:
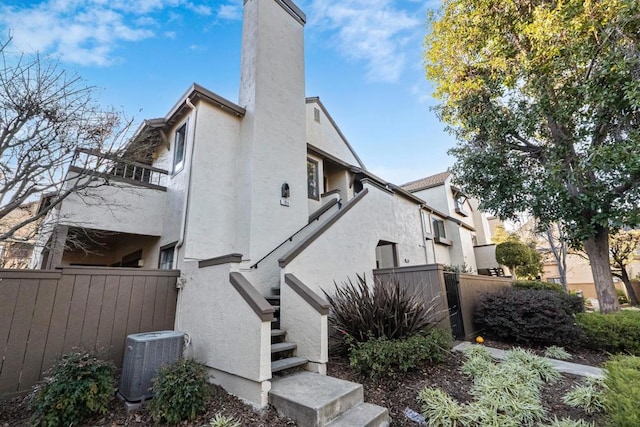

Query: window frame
[158,242,177,270]
[172,123,187,174]
[307,158,320,200]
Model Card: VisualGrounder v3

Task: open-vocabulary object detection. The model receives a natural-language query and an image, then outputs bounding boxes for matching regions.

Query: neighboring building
[401,171,499,274]
[0,201,42,269]
[32,0,497,407]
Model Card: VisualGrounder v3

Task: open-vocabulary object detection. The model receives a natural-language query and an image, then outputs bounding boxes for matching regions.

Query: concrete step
[271,342,297,354]
[271,356,308,373]
[271,329,286,339]
[270,371,364,427]
[266,294,280,305]
[326,402,390,427]
[271,286,281,295]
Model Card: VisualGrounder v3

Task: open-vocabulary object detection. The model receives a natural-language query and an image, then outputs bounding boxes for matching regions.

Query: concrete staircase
[266,286,308,373]
[270,371,390,426]
[266,287,389,426]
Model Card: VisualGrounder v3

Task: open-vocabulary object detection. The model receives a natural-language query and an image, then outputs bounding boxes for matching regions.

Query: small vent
[118,330,184,402]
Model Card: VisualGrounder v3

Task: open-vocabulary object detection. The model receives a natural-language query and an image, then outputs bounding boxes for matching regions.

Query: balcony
[57,149,168,236]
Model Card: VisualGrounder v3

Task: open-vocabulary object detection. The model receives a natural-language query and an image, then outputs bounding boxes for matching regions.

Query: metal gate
[444,272,465,339]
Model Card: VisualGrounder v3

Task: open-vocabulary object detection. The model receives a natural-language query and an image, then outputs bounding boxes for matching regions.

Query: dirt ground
[0,341,608,426]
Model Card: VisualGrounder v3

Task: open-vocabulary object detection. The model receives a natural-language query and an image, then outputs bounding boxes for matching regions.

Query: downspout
[419,205,429,264]
[174,97,197,333]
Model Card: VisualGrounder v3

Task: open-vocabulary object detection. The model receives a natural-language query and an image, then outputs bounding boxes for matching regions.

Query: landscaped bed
[0,341,608,427]
[328,341,608,426]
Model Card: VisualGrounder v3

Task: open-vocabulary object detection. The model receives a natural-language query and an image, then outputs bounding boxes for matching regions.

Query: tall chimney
[236,0,308,261]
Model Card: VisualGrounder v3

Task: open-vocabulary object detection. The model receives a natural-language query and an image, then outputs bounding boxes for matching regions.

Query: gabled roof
[306,97,366,169]
[401,171,451,193]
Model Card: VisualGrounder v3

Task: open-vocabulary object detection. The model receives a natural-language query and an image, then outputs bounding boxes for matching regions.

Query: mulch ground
[0,341,609,426]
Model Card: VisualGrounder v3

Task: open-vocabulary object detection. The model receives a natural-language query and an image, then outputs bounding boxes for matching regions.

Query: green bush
[617,289,629,305]
[347,328,451,377]
[512,281,584,314]
[30,350,115,427]
[474,288,583,346]
[562,377,605,415]
[148,358,210,424]
[603,355,640,426]
[576,311,640,355]
[514,280,564,293]
[324,275,442,346]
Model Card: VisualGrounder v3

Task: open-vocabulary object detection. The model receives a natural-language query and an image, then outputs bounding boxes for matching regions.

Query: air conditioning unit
[118,330,184,402]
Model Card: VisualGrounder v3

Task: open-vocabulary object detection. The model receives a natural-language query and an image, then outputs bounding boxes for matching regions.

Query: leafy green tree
[609,230,640,306]
[425,0,640,312]
[496,240,542,280]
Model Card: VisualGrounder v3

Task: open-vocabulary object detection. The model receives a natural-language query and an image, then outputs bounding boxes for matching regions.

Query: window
[314,107,320,122]
[375,240,398,269]
[454,193,468,216]
[433,219,446,239]
[173,123,187,173]
[159,244,175,270]
[307,158,319,200]
[433,219,452,246]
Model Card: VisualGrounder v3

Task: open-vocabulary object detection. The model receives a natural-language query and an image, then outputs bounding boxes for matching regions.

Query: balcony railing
[70,148,168,189]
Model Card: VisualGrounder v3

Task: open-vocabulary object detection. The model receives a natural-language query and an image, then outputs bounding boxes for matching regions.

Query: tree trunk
[620,267,639,306]
[583,226,620,313]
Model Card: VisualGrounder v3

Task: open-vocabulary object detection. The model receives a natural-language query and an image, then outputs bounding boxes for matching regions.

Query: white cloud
[309,0,422,83]
[0,0,210,66]
[217,3,242,21]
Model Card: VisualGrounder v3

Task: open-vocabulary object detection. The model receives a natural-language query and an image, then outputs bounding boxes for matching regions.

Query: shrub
[503,348,561,384]
[575,311,640,355]
[474,288,583,346]
[546,417,595,427]
[324,275,443,344]
[461,345,494,377]
[514,280,564,293]
[208,413,241,427]
[149,358,210,424]
[603,355,640,426]
[30,350,115,427]
[347,328,451,377]
[544,346,572,361]
[617,289,629,305]
[417,387,472,426]
[562,377,605,415]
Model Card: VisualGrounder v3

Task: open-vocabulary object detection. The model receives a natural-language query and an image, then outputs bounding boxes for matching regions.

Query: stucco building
[32,0,497,407]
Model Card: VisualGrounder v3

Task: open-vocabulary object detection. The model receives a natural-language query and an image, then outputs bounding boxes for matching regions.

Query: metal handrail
[250,200,341,269]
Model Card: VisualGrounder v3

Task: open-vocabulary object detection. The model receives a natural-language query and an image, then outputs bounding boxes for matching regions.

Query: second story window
[433,219,446,239]
[307,158,319,200]
[173,123,187,174]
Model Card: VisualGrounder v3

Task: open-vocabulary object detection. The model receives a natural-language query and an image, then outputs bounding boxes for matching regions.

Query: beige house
[402,171,500,274]
[0,201,43,269]
[32,0,497,408]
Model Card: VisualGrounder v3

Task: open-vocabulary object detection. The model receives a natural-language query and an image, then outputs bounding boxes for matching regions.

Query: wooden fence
[0,266,179,397]
[374,264,452,331]
[373,265,512,340]
[456,273,513,339]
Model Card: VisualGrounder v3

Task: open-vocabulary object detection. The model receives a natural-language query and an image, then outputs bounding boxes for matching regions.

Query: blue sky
[0,0,455,185]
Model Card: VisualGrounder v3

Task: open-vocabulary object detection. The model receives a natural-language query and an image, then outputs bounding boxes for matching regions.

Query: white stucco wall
[243,196,341,295]
[280,279,328,366]
[305,100,361,166]
[183,102,243,260]
[153,118,189,250]
[58,172,166,236]
[474,244,499,270]
[176,261,271,386]
[283,183,427,296]
[237,0,309,261]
